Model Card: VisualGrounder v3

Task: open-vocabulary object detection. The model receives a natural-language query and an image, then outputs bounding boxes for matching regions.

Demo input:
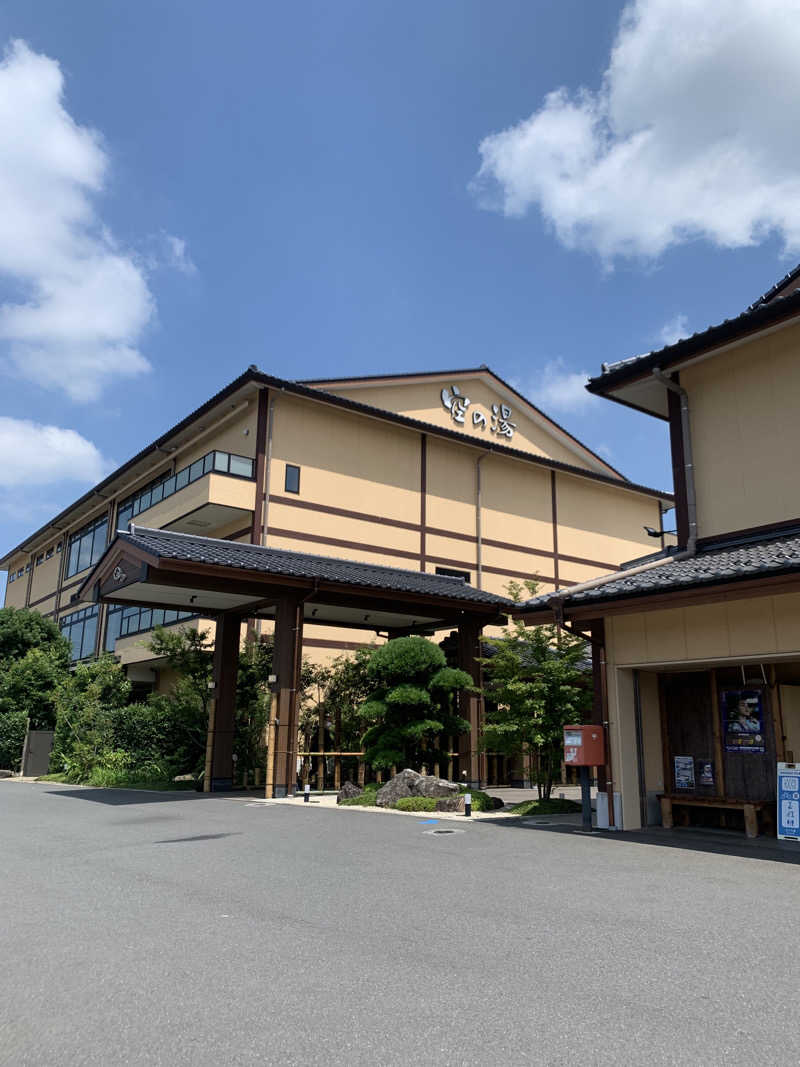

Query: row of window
[117,450,255,529]
[10,450,281,586]
[104,605,196,651]
[8,540,63,583]
[59,604,197,661]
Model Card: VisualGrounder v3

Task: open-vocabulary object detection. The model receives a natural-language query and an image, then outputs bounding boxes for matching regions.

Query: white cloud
[473,0,800,261]
[0,40,193,402]
[658,313,689,347]
[535,358,597,414]
[0,416,111,488]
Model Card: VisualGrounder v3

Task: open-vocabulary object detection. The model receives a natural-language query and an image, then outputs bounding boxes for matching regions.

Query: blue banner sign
[777,763,800,842]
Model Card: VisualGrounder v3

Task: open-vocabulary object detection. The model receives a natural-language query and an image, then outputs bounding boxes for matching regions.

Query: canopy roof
[76,527,513,635]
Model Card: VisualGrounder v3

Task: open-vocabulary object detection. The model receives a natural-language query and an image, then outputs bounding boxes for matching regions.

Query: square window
[36,555,44,566]
[213,451,229,472]
[284,464,301,494]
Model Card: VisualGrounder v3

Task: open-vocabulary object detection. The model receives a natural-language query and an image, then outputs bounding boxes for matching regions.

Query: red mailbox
[563,724,605,766]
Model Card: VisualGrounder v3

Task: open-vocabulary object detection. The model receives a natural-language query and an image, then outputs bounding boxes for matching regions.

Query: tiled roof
[588,286,800,394]
[524,532,800,611]
[748,262,800,310]
[118,527,514,607]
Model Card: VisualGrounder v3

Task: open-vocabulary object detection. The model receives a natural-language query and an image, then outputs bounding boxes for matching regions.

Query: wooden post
[334,705,342,791]
[457,618,484,788]
[264,689,278,798]
[710,669,726,799]
[357,760,366,788]
[317,703,325,793]
[203,693,216,794]
[768,665,786,762]
[272,595,304,797]
[207,613,241,792]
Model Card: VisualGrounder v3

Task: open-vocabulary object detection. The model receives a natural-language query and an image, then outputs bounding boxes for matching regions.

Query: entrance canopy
[76,526,512,795]
[75,525,512,633]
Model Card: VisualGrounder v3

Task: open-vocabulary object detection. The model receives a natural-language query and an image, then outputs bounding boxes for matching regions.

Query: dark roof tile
[119,527,514,607]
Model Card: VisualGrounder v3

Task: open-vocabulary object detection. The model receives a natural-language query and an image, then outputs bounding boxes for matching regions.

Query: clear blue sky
[1,0,797,600]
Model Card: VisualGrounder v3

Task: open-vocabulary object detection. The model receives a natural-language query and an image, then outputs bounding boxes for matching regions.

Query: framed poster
[674,755,695,791]
[697,760,714,787]
[720,688,765,754]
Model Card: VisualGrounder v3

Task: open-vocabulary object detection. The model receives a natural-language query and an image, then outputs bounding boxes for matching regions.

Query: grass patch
[510,798,582,816]
[393,796,438,812]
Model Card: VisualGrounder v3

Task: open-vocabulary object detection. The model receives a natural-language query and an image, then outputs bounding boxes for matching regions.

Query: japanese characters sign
[720,688,765,754]
[777,763,800,841]
[440,385,516,440]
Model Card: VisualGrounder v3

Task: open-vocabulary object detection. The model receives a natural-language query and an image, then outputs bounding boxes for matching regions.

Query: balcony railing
[117,450,254,529]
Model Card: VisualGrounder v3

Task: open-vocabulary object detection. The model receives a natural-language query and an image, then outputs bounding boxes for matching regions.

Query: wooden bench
[658,795,773,839]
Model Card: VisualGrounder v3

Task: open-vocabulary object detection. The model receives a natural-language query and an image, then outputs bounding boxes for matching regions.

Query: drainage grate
[424,828,466,835]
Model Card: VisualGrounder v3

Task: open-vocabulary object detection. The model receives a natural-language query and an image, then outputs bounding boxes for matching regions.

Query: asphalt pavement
[1,782,799,1066]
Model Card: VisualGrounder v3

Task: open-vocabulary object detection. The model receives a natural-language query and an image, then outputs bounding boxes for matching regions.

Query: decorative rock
[0,769,13,779]
[435,794,465,813]
[337,781,363,804]
[413,775,459,799]
[375,768,421,807]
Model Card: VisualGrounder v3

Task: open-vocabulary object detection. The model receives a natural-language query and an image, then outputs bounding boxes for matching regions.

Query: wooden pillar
[317,704,325,792]
[208,613,241,792]
[457,617,484,788]
[334,706,342,790]
[357,760,366,787]
[272,594,304,797]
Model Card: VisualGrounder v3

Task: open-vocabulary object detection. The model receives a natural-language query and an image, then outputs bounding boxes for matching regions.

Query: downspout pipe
[475,449,492,590]
[651,367,698,557]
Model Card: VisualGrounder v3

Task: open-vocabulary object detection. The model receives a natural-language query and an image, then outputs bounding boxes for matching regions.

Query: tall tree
[358,637,472,772]
[481,582,591,799]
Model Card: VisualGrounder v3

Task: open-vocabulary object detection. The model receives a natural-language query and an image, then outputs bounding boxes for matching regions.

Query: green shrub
[339,786,379,807]
[511,797,582,816]
[457,787,504,812]
[393,796,437,812]
[0,710,27,771]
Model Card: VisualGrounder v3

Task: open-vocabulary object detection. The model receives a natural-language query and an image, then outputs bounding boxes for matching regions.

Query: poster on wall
[697,760,715,787]
[720,689,766,753]
[777,763,800,842]
[674,756,695,791]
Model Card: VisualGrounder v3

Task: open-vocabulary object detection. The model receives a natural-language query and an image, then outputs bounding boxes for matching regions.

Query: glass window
[203,453,214,474]
[189,459,204,483]
[105,608,122,653]
[81,613,98,659]
[46,548,54,560]
[36,555,44,566]
[162,475,176,498]
[284,464,300,494]
[8,573,14,583]
[56,542,62,553]
[92,519,108,560]
[175,467,190,490]
[229,454,253,478]
[214,451,229,472]
[16,568,23,578]
[435,566,471,584]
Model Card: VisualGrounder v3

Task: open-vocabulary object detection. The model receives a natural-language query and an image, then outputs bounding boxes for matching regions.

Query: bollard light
[464,792,472,818]
[304,783,310,803]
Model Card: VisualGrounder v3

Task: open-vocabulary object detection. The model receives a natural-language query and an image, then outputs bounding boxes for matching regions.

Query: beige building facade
[525,269,800,836]
[2,365,670,774]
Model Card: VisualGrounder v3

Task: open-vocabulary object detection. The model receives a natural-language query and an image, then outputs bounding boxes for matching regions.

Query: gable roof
[304,364,626,479]
[1,366,672,568]
[587,286,800,418]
